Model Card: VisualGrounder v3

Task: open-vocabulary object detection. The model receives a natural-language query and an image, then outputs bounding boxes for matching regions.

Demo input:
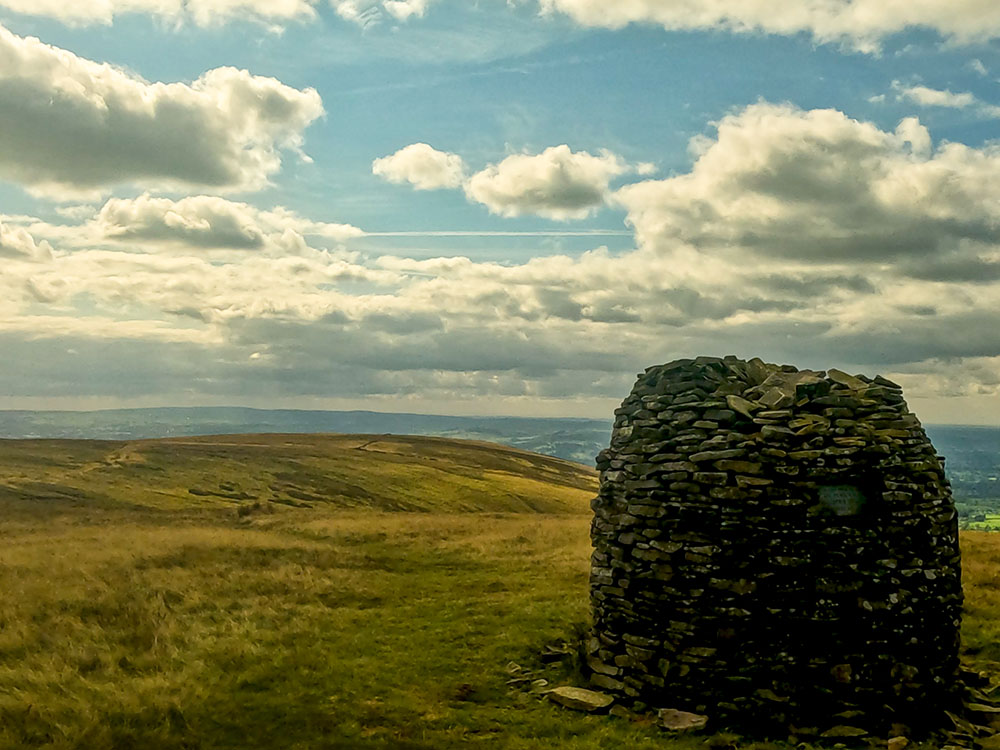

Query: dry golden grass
[0,504,703,749]
[0,434,597,515]
[0,436,995,749]
[959,531,1000,665]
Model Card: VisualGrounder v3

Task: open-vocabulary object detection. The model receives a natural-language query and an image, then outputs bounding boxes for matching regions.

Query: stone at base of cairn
[546,686,613,712]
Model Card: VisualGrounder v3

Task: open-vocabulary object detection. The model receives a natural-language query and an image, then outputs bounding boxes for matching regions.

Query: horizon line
[0,404,994,429]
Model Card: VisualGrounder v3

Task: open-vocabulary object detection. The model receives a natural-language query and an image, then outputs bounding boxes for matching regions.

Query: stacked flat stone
[589,355,963,735]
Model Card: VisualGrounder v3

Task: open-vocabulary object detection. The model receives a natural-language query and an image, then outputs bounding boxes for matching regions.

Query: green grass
[961,510,1000,531]
[0,434,994,749]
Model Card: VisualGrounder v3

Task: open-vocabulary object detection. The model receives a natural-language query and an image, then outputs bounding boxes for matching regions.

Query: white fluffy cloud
[0,24,324,198]
[0,0,319,27]
[91,194,363,250]
[617,102,1000,267]
[536,0,1000,50]
[374,143,631,219]
[372,143,465,190]
[464,145,628,220]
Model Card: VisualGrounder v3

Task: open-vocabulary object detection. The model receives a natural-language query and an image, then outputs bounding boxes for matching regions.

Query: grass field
[0,435,997,749]
[962,511,1000,532]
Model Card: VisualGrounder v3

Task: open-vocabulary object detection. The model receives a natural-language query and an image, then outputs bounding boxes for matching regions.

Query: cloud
[372,143,465,190]
[0,24,324,198]
[892,82,1000,117]
[617,102,1000,266]
[10,231,1000,410]
[382,0,429,21]
[968,59,989,76]
[5,205,1000,413]
[91,194,363,250]
[55,204,100,222]
[5,99,1000,416]
[0,221,52,261]
[895,83,977,109]
[900,253,1000,283]
[754,273,877,297]
[464,145,628,220]
[535,0,1000,51]
[374,142,633,220]
[7,245,400,325]
[6,0,1000,53]
[333,0,431,27]
[0,0,319,27]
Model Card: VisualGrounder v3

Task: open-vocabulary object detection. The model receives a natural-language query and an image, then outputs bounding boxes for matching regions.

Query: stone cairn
[589,356,964,736]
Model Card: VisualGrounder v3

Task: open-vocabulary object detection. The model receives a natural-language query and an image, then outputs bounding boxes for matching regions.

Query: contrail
[363,230,632,237]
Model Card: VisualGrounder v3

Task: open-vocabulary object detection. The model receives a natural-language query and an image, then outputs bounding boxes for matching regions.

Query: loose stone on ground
[546,686,613,712]
[658,708,709,731]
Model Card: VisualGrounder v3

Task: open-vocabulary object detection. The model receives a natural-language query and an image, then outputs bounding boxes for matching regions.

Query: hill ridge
[0,433,597,516]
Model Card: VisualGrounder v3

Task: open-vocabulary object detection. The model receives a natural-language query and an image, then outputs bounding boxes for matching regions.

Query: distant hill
[0,433,598,515]
[1,408,997,520]
[0,407,611,467]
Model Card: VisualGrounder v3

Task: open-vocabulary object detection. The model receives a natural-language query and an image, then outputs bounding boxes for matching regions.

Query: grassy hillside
[0,435,996,749]
[0,433,597,515]
[0,407,613,466]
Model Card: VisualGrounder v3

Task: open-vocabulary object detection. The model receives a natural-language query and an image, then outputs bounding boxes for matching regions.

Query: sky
[1,2,1000,423]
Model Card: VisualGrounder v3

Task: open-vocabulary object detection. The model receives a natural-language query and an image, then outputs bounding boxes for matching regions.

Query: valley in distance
[2,411,1000,748]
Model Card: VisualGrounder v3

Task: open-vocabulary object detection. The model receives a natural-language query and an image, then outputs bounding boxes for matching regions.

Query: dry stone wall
[589,356,963,735]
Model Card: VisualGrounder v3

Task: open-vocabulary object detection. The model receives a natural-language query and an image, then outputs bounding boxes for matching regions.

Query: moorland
[1,434,999,749]
[3,408,998,523]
